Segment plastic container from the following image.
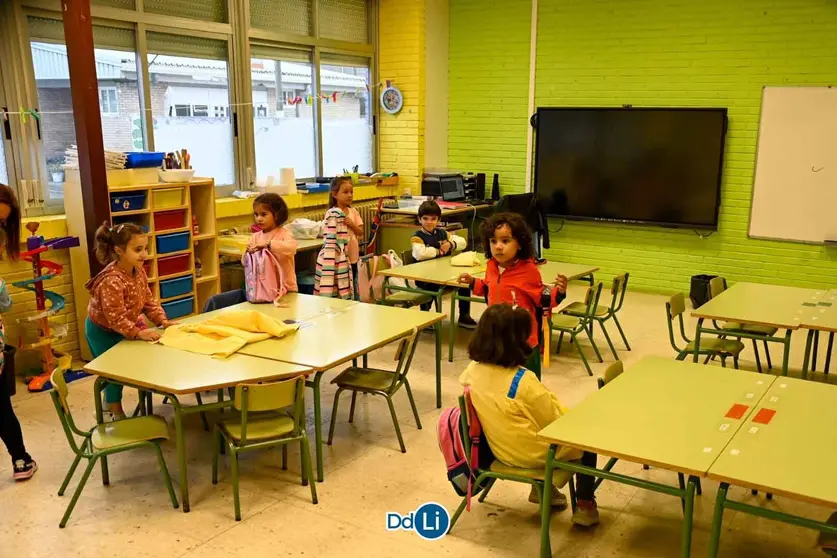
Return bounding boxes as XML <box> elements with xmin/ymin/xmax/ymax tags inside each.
<box><xmin>157</xmin><ymin>253</ymin><xmax>191</xmax><ymax>276</ymax></box>
<box><xmin>299</xmin><ymin>182</ymin><xmax>330</xmax><ymax>194</ymax></box>
<box><xmin>153</xmin><ymin>188</ymin><xmax>184</xmax><ymax>209</ymax></box>
<box><xmin>158</xmin><ymin>169</ymin><xmax>195</xmax><ymax>183</ymax></box>
<box><xmin>110</xmin><ymin>191</ymin><xmax>147</xmax><ymax>213</ymax></box>
<box><xmin>153</xmin><ymin>209</ymin><xmax>187</xmax><ymax>232</ymax></box>
<box><xmin>160</xmin><ymin>276</ymin><xmax>193</xmax><ymax>299</ymax></box>
<box><xmin>125</xmin><ymin>152</ymin><xmax>165</xmax><ymax>169</ymax></box>
<box><xmin>112</xmin><ymin>215</ymin><xmax>149</xmax><ymax>233</ymax></box>
<box><xmin>161</xmin><ymin>296</ymin><xmax>194</xmax><ymax>320</ymax></box>
<box><xmin>156</xmin><ymin>231</ymin><xmax>190</xmax><ymax>254</ymax></box>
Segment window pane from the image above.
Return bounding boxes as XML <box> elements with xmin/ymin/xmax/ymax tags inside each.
<box><xmin>319</xmin><ymin>62</ymin><xmax>372</xmax><ymax>176</ymax></box>
<box><xmin>148</xmin><ymin>52</ymin><xmax>235</xmax><ymax>186</ymax></box>
<box><xmin>252</xmin><ymin>56</ymin><xmax>317</xmax><ymax>180</ymax></box>
<box><xmin>31</xmin><ymin>41</ymin><xmax>143</xmax><ymax>204</ymax></box>
<box><xmin>0</xmin><ymin>139</ymin><xmax>8</xmax><ymax>186</ymax></box>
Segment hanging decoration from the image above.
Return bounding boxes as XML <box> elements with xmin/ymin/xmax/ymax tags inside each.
<box><xmin>380</xmin><ymin>80</ymin><xmax>403</xmax><ymax>115</ymax></box>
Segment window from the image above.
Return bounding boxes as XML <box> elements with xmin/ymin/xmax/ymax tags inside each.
<box><xmin>251</xmin><ymin>51</ymin><xmax>317</xmax><ymax>179</ymax></box>
<box><xmin>193</xmin><ymin>104</ymin><xmax>209</xmax><ymax>117</ymax></box>
<box><xmin>214</xmin><ymin>106</ymin><xmax>227</xmax><ymax>118</ymax></box>
<box><xmin>319</xmin><ymin>57</ymin><xmax>372</xmax><ymax>175</ymax></box>
<box><xmin>99</xmin><ymin>87</ymin><xmax>118</xmax><ymax>116</ymax></box>
<box><xmin>0</xmin><ymin>136</ymin><xmax>7</xmax><ymax>186</ymax></box>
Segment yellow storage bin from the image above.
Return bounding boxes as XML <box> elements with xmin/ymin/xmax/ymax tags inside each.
<box><xmin>153</xmin><ymin>187</ymin><xmax>185</xmax><ymax>209</ymax></box>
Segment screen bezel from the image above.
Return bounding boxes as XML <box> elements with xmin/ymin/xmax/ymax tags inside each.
<box><xmin>533</xmin><ymin>106</ymin><xmax>728</xmax><ymax>230</ymax></box>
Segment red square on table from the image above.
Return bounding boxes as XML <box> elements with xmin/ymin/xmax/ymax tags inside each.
<box><xmin>725</xmin><ymin>403</ymin><xmax>749</xmax><ymax>420</ymax></box>
<box><xmin>752</xmin><ymin>408</ymin><xmax>777</xmax><ymax>425</ymax></box>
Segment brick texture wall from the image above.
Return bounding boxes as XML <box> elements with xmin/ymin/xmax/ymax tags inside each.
<box><xmin>378</xmin><ymin>0</ymin><xmax>426</xmax><ymax>193</ymax></box>
<box><xmin>38</xmin><ymin>88</ymin><xmax>75</xmax><ymax>161</ymax></box>
<box><xmin>449</xmin><ymin>0</ymin><xmax>837</xmax><ymax>293</ymax></box>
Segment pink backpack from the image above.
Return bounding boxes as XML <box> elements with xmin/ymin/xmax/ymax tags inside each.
<box><xmin>243</xmin><ymin>248</ymin><xmax>287</xmax><ymax>303</ymax></box>
<box><xmin>357</xmin><ymin>254</ymin><xmax>390</xmax><ymax>303</ymax></box>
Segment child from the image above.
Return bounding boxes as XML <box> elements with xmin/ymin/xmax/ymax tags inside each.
<box><xmin>0</xmin><ymin>183</ymin><xmax>36</xmax><ymax>480</ymax></box>
<box><xmin>246</xmin><ymin>193</ymin><xmax>298</xmax><ymax>293</ymax></box>
<box><xmin>314</xmin><ymin>177</ymin><xmax>353</xmax><ymax>300</ymax></box>
<box><xmin>458</xmin><ymin>212</ymin><xmax>568</xmax><ymax>379</ymax></box>
<box><xmin>86</xmin><ymin>222</ymin><xmax>175</xmax><ymax>420</ymax></box>
<box><xmin>329</xmin><ymin>177</ymin><xmax>363</xmax><ymax>299</ymax></box>
<box><xmin>460</xmin><ymin>303</ymin><xmax>599</xmax><ymax>527</ymax></box>
<box><xmin>411</xmin><ymin>200</ymin><xmax>476</xmax><ymax>329</ymax></box>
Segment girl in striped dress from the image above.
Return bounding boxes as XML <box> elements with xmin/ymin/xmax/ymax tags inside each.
<box><xmin>314</xmin><ymin>177</ymin><xmax>353</xmax><ymax>299</ymax></box>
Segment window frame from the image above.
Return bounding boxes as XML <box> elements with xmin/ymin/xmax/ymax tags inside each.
<box><xmin>98</xmin><ymin>86</ymin><xmax>119</xmax><ymax>116</ymax></box>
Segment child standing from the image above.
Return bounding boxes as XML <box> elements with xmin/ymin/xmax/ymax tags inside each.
<box><xmin>329</xmin><ymin>177</ymin><xmax>363</xmax><ymax>299</ymax></box>
<box><xmin>411</xmin><ymin>200</ymin><xmax>476</xmax><ymax>329</ymax></box>
<box><xmin>246</xmin><ymin>193</ymin><xmax>298</xmax><ymax>293</ymax></box>
<box><xmin>461</xmin><ymin>304</ymin><xmax>599</xmax><ymax>527</ymax></box>
<box><xmin>314</xmin><ymin>177</ymin><xmax>353</xmax><ymax>300</ymax></box>
<box><xmin>0</xmin><ymin>183</ymin><xmax>37</xmax><ymax>480</ymax></box>
<box><xmin>86</xmin><ymin>222</ymin><xmax>175</xmax><ymax>420</ymax></box>
<box><xmin>458</xmin><ymin>212</ymin><xmax>568</xmax><ymax>379</ymax></box>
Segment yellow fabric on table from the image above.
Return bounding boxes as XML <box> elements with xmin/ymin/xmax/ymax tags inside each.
<box><xmin>451</xmin><ymin>251</ymin><xmax>481</xmax><ymax>267</ymax></box>
<box><xmin>160</xmin><ymin>310</ymin><xmax>298</xmax><ymax>359</ymax></box>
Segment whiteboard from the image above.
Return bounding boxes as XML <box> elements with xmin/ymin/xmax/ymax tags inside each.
<box><xmin>748</xmin><ymin>86</ymin><xmax>837</xmax><ymax>244</ymax></box>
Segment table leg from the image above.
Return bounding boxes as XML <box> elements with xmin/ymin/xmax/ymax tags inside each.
<box><xmin>813</xmin><ymin>331</ymin><xmax>820</xmax><ymax>372</ymax></box>
<box><xmin>802</xmin><ymin>329</ymin><xmax>815</xmax><ymax>380</ymax></box>
<box><xmin>693</xmin><ymin>318</ymin><xmax>704</xmax><ymax>363</ymax></box>
<box><xmin>170</xmin><ymin>396</ymin><xmax>190</xmax><ymax>512</ymax></box>
<box><xmin>92</xmin><ymin>377</ymin><xmax>109</xmax><ymax>486</ymax></box>
<box><xmin>435</xmin><ymin>318</ymin><xmax>442</xmax><ymax>409</ymax></box>
<box><xmin>825</xmin><ymin>332</ymin><xmax>834</xmax><ymax>375</ymax></box>
<box><xmin>708</xmin><ymin>483</ymin><xmax>729</xmax><ymax>558</ymax></box>
<box><xmin>307</xmin><ymin>371</ymin><xmax>325</xmax><ymax>482</ymax></box>
<box><xmin>448</xmin><ymin>291</ymin><xmax>457</xmax><ymax>363</ymax></box>
<box><xmin>781</xmin><ymin>329</ymin><xmax>793</xmax><ymax>376</ymax></box>
<box><xmin>540</xmin><ymin>445</ymin><xmax>556</xmax><ymax>558</ymax></box>
<box><xmin>680</xmin><ymin>476</ymin><xmax>697</xmax><ymax>558</ymax></box>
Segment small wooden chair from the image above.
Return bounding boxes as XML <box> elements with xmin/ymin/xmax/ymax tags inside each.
<box><xmin>564</xmin><ymin>273</ymin><xmax>631</xmax><ymax>359</ymax></box>
<box><xmin>549</xmin><ymin>282</ymin><xmax>605</xmax><ymax>376</ymax></box>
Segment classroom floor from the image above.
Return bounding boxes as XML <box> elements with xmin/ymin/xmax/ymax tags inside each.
<box><xmin>2</xmin><ymin>286</ymin><xmax>832</xmax><ymax>557</ymax></box>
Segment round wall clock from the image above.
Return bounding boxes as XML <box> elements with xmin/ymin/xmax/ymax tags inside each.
<box><xmin>380</xmin><ymin>80</ymin><xmax>403</xmax><ymax>115</ymax></box>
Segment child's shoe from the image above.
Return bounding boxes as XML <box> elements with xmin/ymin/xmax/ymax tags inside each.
<box><xmin>528</xmin><ymin>485</ymin><xmax>568</xmax><ymax>510</ymax></box>
<box><xmin>13</xmin><ymin>458</ymin><xmax>38</xmax><ymax>481</ymax></box>
<box><xmin>572</xmin><ymin>499</ymin><xmax>600</xmax><ymax>527</ymax></box>
<box><xmin>457</xmin><ymin>315</ymin><xmax>478</xmax><ymax>329</ymax></box>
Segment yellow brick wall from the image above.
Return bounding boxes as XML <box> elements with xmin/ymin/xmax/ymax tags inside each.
<box><xmin>378</xmin><ymin>0</ymin><xmax>426</xmax><ymax>193</ymax></box>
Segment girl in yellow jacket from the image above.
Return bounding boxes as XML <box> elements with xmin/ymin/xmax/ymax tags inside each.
<box><xmin>459</xmin><ymin>304</ymin><xmax>599</xmax><ymax>527</ymax></box>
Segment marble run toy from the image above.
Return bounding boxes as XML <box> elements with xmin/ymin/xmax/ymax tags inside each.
<box><xmin>12</xmin><ymin>222</ymin><xmax>82</xmax><ymax>392</ymax></box>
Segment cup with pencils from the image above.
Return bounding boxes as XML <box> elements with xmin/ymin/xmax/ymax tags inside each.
<box><xmin>159</xmin><ymin>149</ymin><xmax>195</xmax><ymax>183</ymax></box>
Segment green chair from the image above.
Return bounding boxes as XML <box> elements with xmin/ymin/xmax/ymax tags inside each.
<box><xmin>49</xmin><ymin>369</ymin><xmax>178</xmax><ymax>528</ymax></box>
<box><xmin>563</xmin><ymin>273</ymin><xmax>631</xmax><ymax>360</ymax></box>
<box><xmin>708</xmin><ymin>277</ymin><xmax>777</xmax><ymax>373</ymax></box>
<box><xmin>328</xmin><ymin>328</ymin><xmax>422</xmax><ymax>453</ymax></box>
<box><xmin>212</xmin><ymin>375</ymin><xmax>317</xmax><ymax>521</ymax></box>
<box><xmin>666</xmin><ymin>293</ymin><xmax>744</xmax><ymax>368</ymax></box>
<box><xmin>448</xmin><ymin>394</ymin><xmax>576</xmax><ymax>533</ymax></box>
<box><xmin>549</xmin><ymin>282</ymin><xmax>605</xmax><ymax>376</ymax></box>
<box><xmin>817</xmin><ymin>512</ymin><xmax>837</xmax><ymax>556</ymax></box>
<box><xmin>373</xmin><ymin>250</ymin><xmax>440</xmax><ymax>310</ymax></box>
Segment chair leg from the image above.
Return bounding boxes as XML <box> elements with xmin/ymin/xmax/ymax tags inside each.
<box><xmin>572</xmin><ymin>332</ymin><xmax>594</xmax><ymax>376</ymax></box>
<box><xmin>300</xmin><ymin>439</ymin><xmax>308</xmax><ymax>486</ymax></box>
<box><xmin>678</xmin><ymin>473</ymin><xmax>686</xmax><ymax>512</ymax></box>
<box><xmin>612</xmin><ymin>314</ymin><xmax>631</xmax><ymax>351</ymax></box>
<box><xmin>212</xmin><ymin>428</ymin><xmax>221</xmax><ymax>484</ymax></box>
<box><xmin>643</xmin><ymin>464</ymin><xmax>650</xmax><ymax>470</ymax></box>
<box><xmin>813</xmin><ymin>331</ymin><xmax>820</xmax><ymax>372</ymax></box>
<box><xmin>230</xmin><ymin>447</ymin><xmax>241</xmax><ymax>521</ymax></box>
<box><xmin>403</xmin><ymin>379</ymin><xmax>422</xmax><ymax>430</ymax></box>
<box><xmin>478</xmin><ymin>478</ymin><xmax>496</xmax><ymax>503</ymax></box>
<box><xmin>301</xmin><ymin>435</ymin><xmax>318</xmax><ymax>504</ymax></box>
<box><xmin>385</xmin><ymin>396</ymin><xmax>407</xmax><ymax>453</ymax></box>
<box><xmin>327</xmin><ymin>388</ymin><xmax>344</xmax><ymax>446</ymax></box>
<box><xmin>153</xmin><ymin>443</ymin><xmax>179</xmax><ymax>509</ymax></box>
<box><xmin>825</xmin><ymin>333</ymin><xmax>835</xmax><ymax>375</ymax></box>
<box><xmin>764</xmin><ymin>340</ymin><xmax>774</xmax><ymax>370</ymax></box>
<box><xmin>281</xmin><ymin>445</ymin><xmax>288</xmax><ymax>470</ymax></box>
<box><xmin>58</xmin><ymin>453</ymin><xmax>83</xmax><ymax>496</ymax></box>
<box><xmin>448</xmin><ymin>495</ymin><xmax>469</xmax><ymax>533</ymax></box>
<box><xmin>752</xmin><ymin>340</ymin><xmax>762</xmax><ymax>373</ymax></box>
<box><xmin>146</xmin><ymin>391</ymin><xmax>153</xmax><ymax>414</ymax></box>
<box><xmin>733</xmin><ymin>355</ymin><xmax>739</xmax><ymax>369</ymax></box>
<box><xmin>585</xmin><ymin>324</ymin><xmax>604</xmax><ymax>363</ymax></box>
<box><xmin>194</xmin><ymin>393</ymin><xmax>209</xmax><ymax>432</ymax></box>
<box><xmin>720</xmin><ymin>356</ymin><xmax>727</xmax><ymax>368</ymax></box>
<box><xmin>703</xmin><ymin>354</ymin><xmax>713</xmax><ymax>365</ymax></box>
<box><xmin>348</xmin><ymin>391</ymin><xmax>358</xmax><ymax>424</ymax></box>
<box><xmin>60</xmin><ymin>456</ymin><xmax>98</xmax><ymax>528</ymax></box>
<box><xmin>696</xmin><ymin>477</ymin><xmax>703</xmax><ymax>496</ymax></box>
<box><xmin>568</xmin><ymin>476</ymin><xmax>577</xmax><ymax>514</ymax></box>
<box><xmin>556</xmin><ymin>331</ymin><xmax>564</xmax><ymax>354</ymax></box>
<box><xmin>599</xmin><ymin>320</ymin><xmax>619</xmax><ymax>360</ymax></box>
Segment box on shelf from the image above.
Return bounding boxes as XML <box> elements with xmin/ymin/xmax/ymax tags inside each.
<box><xmin>162</xmin><ymin>296</ymin><xmax>194</xmax><ymax>319</ymax></box>
<box><xmin>112</xmin><ymin>214</ymin><xmax>149</xmax><ymax>233</ymax></box>
<box><xmin>153</xmin><ymin>187</ymin><xmax>185</xmax><ymax>208</ymax></box>
<box><xmin>154</xmin><ymin>209</ymin><xmax>187</xmax><ymax>232</ymax></box>
<box><xmin>160</xmin><ymin>276</ymin><xmax>193</xmax><ymax>299</ymax></box>
<box><xmin>110</xmin><ymin>191</ymin><xmax>147</xmax><ymax>213</ymax></box>
<box><xmin>156</xmin><ymin>231</ymin><xmax>190</xmax><ymax>255</ymax></box>
<box><xmin>125</xmin><ymin>152</ymin><xmax>164</xmax><ymax>169</ymax></box>
<box><xmin>157</xmin><ymin>253</ymin><xmax>191</xmax><ymax>276</ymax></box>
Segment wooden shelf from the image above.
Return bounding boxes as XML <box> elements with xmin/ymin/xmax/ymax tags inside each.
<box><xmin>153</xmin><ymin>204</ymin><xmax>189</xmax><ymax>213</ymax></box>
<box><xmin>147</xmin><ymin>276</ymin><xmax>158</xmax><ymax>282</ymax></box>
<box><xmin>161</xmin><ymin>291</ymin><xmax>196</xmax><ymax>304</ymax></box>
<box><xmin>195</xmin><ymin>274</ymin><xmax>218</xmax><ymax>284</ymax></box>
<box><xmin>157</xmin><ymin>248</ymin><xmax>192</xmax><ymax>258</ymax></box>
<box><xmin>111</xmin><ymin>209</ymin><xmax>149</xmax><ymax>217</ymax></box>
<box><xmin>154</xmin><ymin>226</ymin><xmax>191</xmax><ymax>236</ymax></box>
<box><xmin>158</xmin><ymin>270</ymin><xmax>193</xmax><ymax>281</ymax></box>
<box><xmin>194</xmin><ymin>232</ymin><xmax>216</xmax><ymax>241</ymax></box>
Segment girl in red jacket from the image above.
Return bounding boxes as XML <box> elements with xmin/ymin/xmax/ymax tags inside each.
<box><xmin>458</xmin><ymin>212</ymin><xmax>567</xmax><ymax>379</ymax></box>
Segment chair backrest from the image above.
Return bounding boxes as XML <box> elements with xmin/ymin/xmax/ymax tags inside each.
<box><xmin>610</xmin><ymin>273</ymin><xmax>630</xmax><ymax>312</ymax></box>
<box><xmin>234</xmin><ymin>375</ymin><xmax>306</xmax><ymax>444</ymax></box>
<box><xmin>665</xmin><ymin>293</ymin><xmax>690</xmax><ymax>353</ymax></box>
<box><xmin>709</xmin><ymin>276</ymin><xmax>726</xmax><ymax>299</ymax></box>
<box><xmin>580</xmin><ymin>282</ymin><xmax>605</xmax><ymax>320</ymax></box>
<box><xmin>49</xmin><ymin>369</ymin><xmax>85</xmax><ymax>455</ymax></box>
<box><xmin>388</xmin><ymin>328</ymin><xmax>420</xmax><ymax>392</ymax></box>
<box><xmin>597</xmin><ymin>360</ymin><xmax>624</xmax><ymax>390</ymax></box>
<box><xmin>400</xmin><ymin>249</ymin><xmax>417</xmax><ymax>266</ymax></box>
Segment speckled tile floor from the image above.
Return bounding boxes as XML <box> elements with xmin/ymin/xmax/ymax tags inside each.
<box><xmin>1</xmin><ymin>286</ymin><xmax>831</xmax><ymax>557</ymax></box>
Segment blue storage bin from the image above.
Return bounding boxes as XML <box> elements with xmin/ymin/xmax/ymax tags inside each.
<box><xmin>110</xmin><ymin>191</ymin><xmax>147</xmax><ymax>213</ymax></box>
<box><xmin>125</xmin><ymin>152</ymin><xmax>165</xmax><ymax>169</ymax></box>
<box><xmin>112</xmin><ymin>215</ymin><xmax>149</xmax><ymax>233</ymax></box>
<box><xmin>156</xmin><ymin>231</ymin><xmax>190</xmax><ymax>254</ymax></box>
<box><xmin>161</xmin><ymin>296</ymin><xmax>194</xmax><ymax>319</ymax></box>
<box><xmin>297</xmin><ymin>271</ymin><xmax>315</xmax><ymax>295</ymax></box>
<box><xmin>160</xmin><ymin>276</ymin><xmax>193</xmax><ymax>299</ymax></box>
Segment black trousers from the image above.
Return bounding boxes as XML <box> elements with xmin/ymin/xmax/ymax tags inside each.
<box><xmin>0</xmin><ymin>377</ymin><xmax>29</xmax><ymax>463</ymax></box>
<box><xmin>417</xmin><ymin>282</ymin><xmax>472</xmax><ymax>315</ymax></box>
<box><xmin>575</xmin><ymin>451</ymin><xmax>598</xmax><ymax>501</ymax></box>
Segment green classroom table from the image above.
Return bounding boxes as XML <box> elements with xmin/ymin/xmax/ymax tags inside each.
<box><xmin>537</xmin><ymin>356</ymin><xmax>774</xmax><ymax>558</ymax></box>
<box><xmin>379</xmin><ymin>257</ymin><xmax>598</xmax><ymax>363</ymax></box>
<box><xmin>801</xmin><ymin>289</ymin><xmax>837</xmax><ymax>378</ymax></box>
<box><xmin>229</xmin><ymin>296</ymin><xmax>445</xmax><ymax>482</ymax></box>
<box><xmin>707</xmin><ymin>377</ymin><xmax>837</xmax><ymax>557</ymax></box>
<box><xmin>84</xmin><ymin>342</ymin><xmax>311</xmax><ymax>513</ymax></box>
<box><xmin>691</xmin><ymin>282</ymin><xmax>827</xmax><ymax>375</ymax></box>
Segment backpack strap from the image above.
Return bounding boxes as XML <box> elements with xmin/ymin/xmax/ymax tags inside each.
<box><xmin>507</xmin><ymin>367</ymin><xmax>527</xmax><ymax>399</ymax></box>
<box><xmin>463</xmin><ymin>386</ymin><xmax>480</xmax><ymax>512</ymax></box>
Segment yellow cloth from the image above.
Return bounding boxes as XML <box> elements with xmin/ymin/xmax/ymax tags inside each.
<box><xmin>459</xmin><ymin>361</ymin><xmax>582</xmax><ymax>469</ymax></box>
<box><xmin>451</xmin><ymin>251</ymin><xmax>481</xmax><ymax>267</ymax></box>
<box><xmin>160</xmin><ymin>310</ymin><xmax>298</xmax><ymax>359</ymax></box>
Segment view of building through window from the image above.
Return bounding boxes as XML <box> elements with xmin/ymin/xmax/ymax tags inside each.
<box><xmin>320</xmin><ymin>63</ymin><xmax>372</xmax><ymax>176</ymax></box>
<box><xmin>0</xmin><ymin>139</ymin><xmax>7</xmax><ymax>186</ymax></box>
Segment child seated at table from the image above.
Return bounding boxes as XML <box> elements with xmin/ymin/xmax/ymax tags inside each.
<box><xmin>410</xmin><ymin>200</ymin><xmax>476</xmax><ymax>329</ymax></box>
<box><xmin>459</xmin><ymin>304</ymin><xmax>600</xmax><ymax>527</ymax></box>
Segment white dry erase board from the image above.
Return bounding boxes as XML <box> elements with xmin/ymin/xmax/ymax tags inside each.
<box><xmin>748</xmin><ymin>86</ymin><xmax>837</xmax><ymax>244</ymax></box>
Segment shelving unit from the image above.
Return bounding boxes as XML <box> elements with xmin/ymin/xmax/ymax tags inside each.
<box><xmin>107</xmin><ymin>178</ymin><xmax>220</xmax><ymax>319</ymax></box>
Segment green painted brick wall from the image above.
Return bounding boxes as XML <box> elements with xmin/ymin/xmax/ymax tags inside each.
<box><xmin>449</xmin><ymin>0</ymin><xmax>837</xmax><ymax>293</ymax></box>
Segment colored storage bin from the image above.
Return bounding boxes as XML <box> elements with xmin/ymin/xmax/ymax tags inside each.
<box><xmin>160</xmin><ymin>276</ymin><xmax>193</xmax><ymax>299</ymax></box>
<box><xmin>125</xmin><ymin>152</ymin><xmax>164</xmax><ymax>169</ymax></box>
<box><xmin>153</xmin><ymin>209</ymin><xmax>186</xmax><ymax>232</ymax></box>
<box><xmin>153</xmin><ymin>188</ymin><xmax>184</xmax><ymax>209</ymax></box>
<box><xmin>112</xmin><ymin>215</ymin><xmax>149</xmax><ymax>233</ymax></box>
<box><xmin>157</xmin><ymin>253</ymin><xmax>191</xmax><ymax>276</ymax></box>
<box><xmin>110</xmin><ymin>191</ymin><xmax>147</xmax><ymax>213</ymax></box>
<box><xmin>161</xmin><ymin>296</ymin><xmax>194</xmax><ymax>320</ymax></box>
<box><xmin>156</xmin><ymin>231</ymin><xmax>190</xmax><ymax>254</ymax></box>
<box><xmin>142</xmin><ymin>260</ymin><xmax>152</xmax><ymax>276</ymax></box>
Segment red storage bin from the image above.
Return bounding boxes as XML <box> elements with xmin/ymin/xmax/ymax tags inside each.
<box><xmin>142</xmin><ymin>260</ymin><xmax>152</xmax><ymax>277</ymax></box>
<box><xmin>157</xmin><ymin>253</ymin><xmax>191</xmax><ymax>277</ymax></box>
<box><xmin>154</xmin><ymin>209</ymin><xmax>186</xmax><ymax>232</ymax></box>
